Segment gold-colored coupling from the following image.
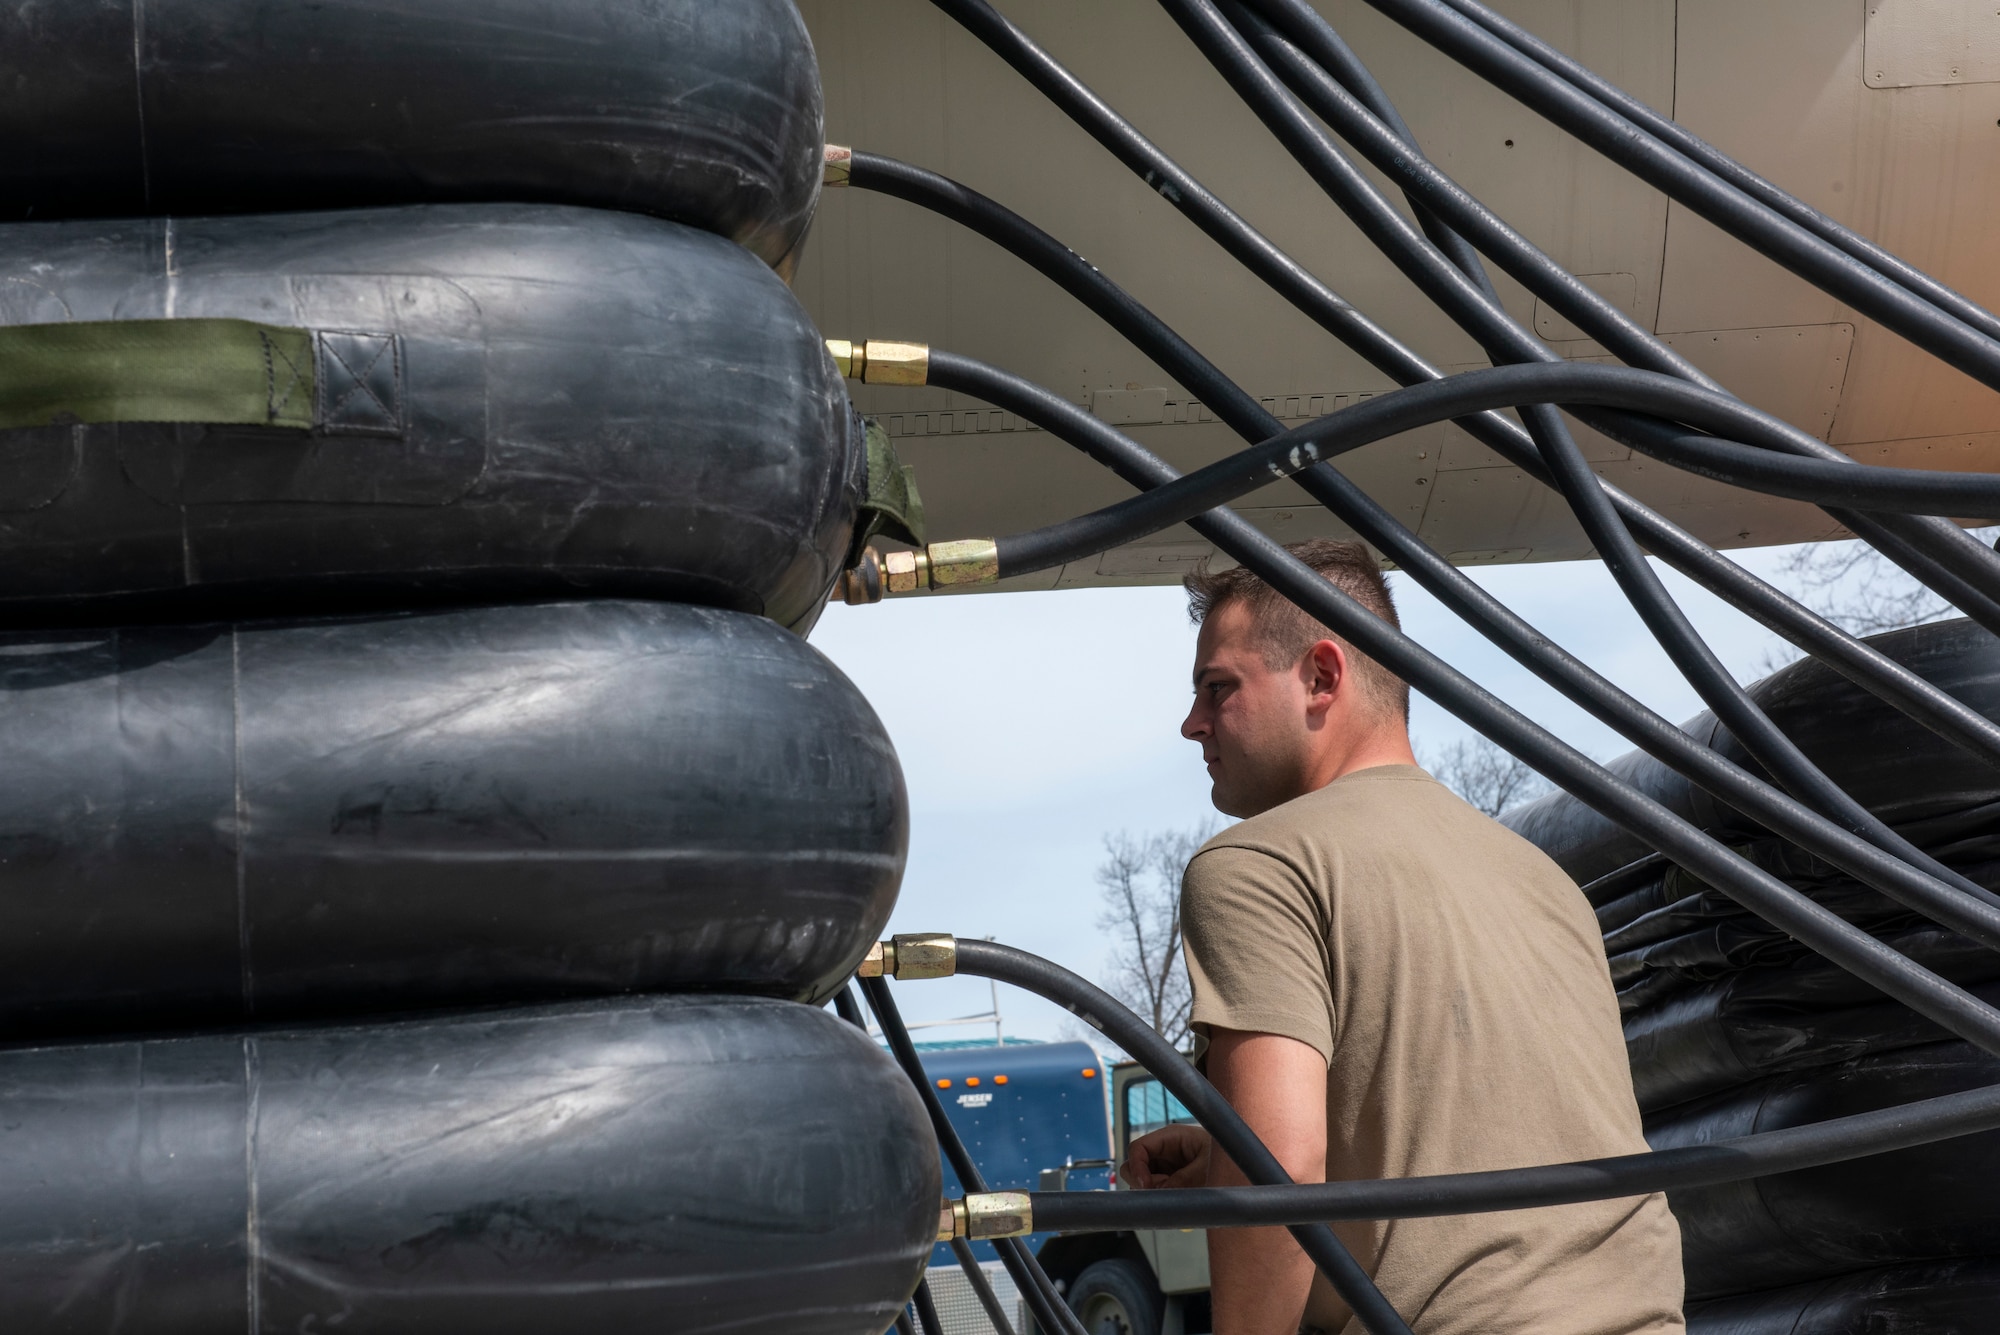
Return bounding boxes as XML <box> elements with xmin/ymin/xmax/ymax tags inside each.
<box><xmin>857</xmin><ymin>933</ymin><xmax>959</xmax><ymax>980</ymax></box>
<box><xmin>824</xmin><ymin>144</ymin><xmax>853</xmax><ymax>187</ymax></box>
<box><xmin>824</xmin><ymin>337</ymin><xmax>931</xmax><ymax>387</ymax></box>
<box><xmin>940</xmin><ymin>1193</ymin><xmax>1034</xmax><ymax>1241</ymax></box>
<box><xmin>839</xmin><ymin>548</ymin><xmax>883</xmax><ymax>605</ymax></box>
<box><xmin>865</xmin><ymin>540</ymin><xmax>1001</xmax><ymax>597</ymax></box>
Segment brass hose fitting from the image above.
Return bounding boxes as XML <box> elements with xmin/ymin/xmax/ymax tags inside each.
<box><xmin>925</xmin><ymin>539</ymin><xmax>1001</xmax><ymax>588</ymax></box>
<box><xmin>857</xmin><ymin>933</ymin><xmax>959</xmax><ymax>980</ymax></box>
<box><xmin>856</xmin><ymin>540</ymin><xmax>1001</xmax><ymax>598</ymax></box>
<box><xmin>824</xmin><ymin>337</ymin><xmax>930</xmax><ymax>387</ymax></box>
<box><xmin>939</xmin><ymin>1193</ymin><xmax>1035</xmax><ymax>1242</ymax></box>
<box><xmin>838</xmin><ymin>548</ymin><xmax>884</xmax><ymax>605</ymax></box>
<box><xmin>824</xmin><ymin>144</ymin><xmax>853</xmax><ymax>188</ymax></box>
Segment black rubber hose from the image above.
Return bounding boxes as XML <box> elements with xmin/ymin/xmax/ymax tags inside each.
<box><xmin>832</xmin><ymin>984</ymin><xmax>870</xmax><ymax>1030</ymax></box>
<box><xmin>916</xmin><ymin>0</ymin><xmax>2000</xmax><ymax>622</ymax></box>
<box><xmin>894</xmin><ymin>1307</ymin><xmax>917</xmax><ymax>1335</ymax></box>
<box><xmin>1223</xmin><ymin>0</ymin><xmax>2000</xmax><ymax>617</ymax></box>
<box><xmin>917</xmin><ymin>349</ymin><xmax>2000</xmax><ymax>1053</ymax></box>
<box><xmin>983</xmin><ymin>363</ymin><xmax>2000</xmax><ymax>574</ymax></box>
<box><xmin>1431</xmin><ymin>0</ymin><xmax>2000</xmax><ymax>346</ymax></box>
<box><xmin>1151</xmin><ymin>0</ymin><xmax>2000</xmax><ymax>915</ymax></box>
<box><xmin>858</xmin><ymin>976</ymin><xmax>1092</xmax><ymax>1335</ymax></box>
<box><xmin>1353</xmin><ymin>0</ymin><xmax>2000</xmax><ymax>391</ymax></box>
<box><xmin>846</xmin><ymin>148</ymin><xmax>2000</xmax><ymax>774</ymax></box>
<box><xmin>938</xmin><ymin>347</ymin><xmax>2000</xmax><ymax>950</ymax></box>
<box><xmin>1253</xmin><ymin>0</ymin><xmax>1497</xmax><ymax>299</ymax></box>
<box><xmin>1629</xmin><ymin>512</ymin><xmax>2000</xmax><ymax>770</ymax></box>
<box><xmin>1840</xmin><ymin>510</ymin><xmax>2000</xmax><ymax>632</ymax></box>
<box><xmin>912</xmin><ymin>1279</ymin><xmax>945</xmax><ymax>1335</ymax></box>
<box><xmin>1236</xmin><ymin>0</ymin><xmax>1707</xmax><ymax>387</ymax></box>
<box><xmin>835</xmin><ymin>985</ymin><xmax>1021</xmax><ymax>1335</ymax></box>
<box><xmin>851</xmin><ymin>142</ymin><xmax>2000</xmax><ymax>932</ymax></box>
<box><xmin>1024</xmin><ymin>1075</ymin><xmax>2000</xmax><ymax>1232</ymax></box>
<box><xmin>950</xmin><ymin>1239</ymin><xmax>1021</xmax><ymax>1335</ymax></box>
<box><xmin>945</xmin><ymin>941</ymin><xmax>1417</xmax><ymax>1335</ymax></box>
<box><xmin>947</xmin><ymin>939</ymin><xmax>2000</xmax><ymax>1230</ymax></box>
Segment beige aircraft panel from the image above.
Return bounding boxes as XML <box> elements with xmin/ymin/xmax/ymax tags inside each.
<box><xmin>796</xmin><ymin>0</ymin><xmax>2000</xmax><ymax>590</ymax></box>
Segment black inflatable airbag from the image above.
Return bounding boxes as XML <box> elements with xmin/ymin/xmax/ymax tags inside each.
<box><xmin>1650</xmin><ymin>1043</ymin><xmax>2000</xmax><ymax>1298</ymax></box>
<box><xmin>1687</xmin><ymin>1259</ymin><xmax>2000</xmax><ymax>1334</ymax></box>
<box><xmin>1506</xmin><ymin>619</ymin><xmax>2000</xmax><ymax>885</ymax></box>
<box><xmin>0</xmin><ymin>0</ymin><xmax>824</xmax><ymax>267</ymax></box>
<box><xmin>0</xmin><ymin>205</ymin><xmax>860</xmax><ymax>629</ymax></box>
<box><xmin>0</xmin><ymin>995</ymin><xmax>938</xmax><ymax>1334</ymax></box>
<box><xmin>0</xmin><ymin>600</ymin><xmax>907</xmax><ymax>1035</ymax></box>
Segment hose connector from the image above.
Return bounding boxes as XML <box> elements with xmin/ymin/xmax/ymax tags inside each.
<box><xmin>825</xmin><ymin>337</ymin><xmax>931</xmax><ymax>386</ymax></box>
<box><xmin>838</xmin><ymin>548</ymin><xmax>884</xmax><ymax>605</ymax></box>
<box><xmin>941</xmin><ymin>1193</ymin><xmax>1035</xmax><ymax>1241</ymax></box>
<box><xmin>857</xmin><ymin>933</ymin><xmax>959</xmax><ymax>980</ymax></box>
<box><xmin>862</xmin><ymin>540</ymin><xmax>1001</xmax><ymax>597</ymax></box>
<box><xmin>824</xmin><ymin>144</ymin><xmax>852</xmax><ymax>188</ymax></box>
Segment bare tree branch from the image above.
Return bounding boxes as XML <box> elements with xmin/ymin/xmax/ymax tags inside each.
<box><xmin>1095</xmin><ymin>823</ymin><xmax>1217</xmax><ymax>1052</ymax></box>
<box><xmin>1761</xmin><ymin>526</ymin><xmax>1999</xmax><ymax>672</ymax></box>
<box><xmin>1420</xmin><ymin>737</ymin><xmax>1552</xmax><ymax>816</ymax></box>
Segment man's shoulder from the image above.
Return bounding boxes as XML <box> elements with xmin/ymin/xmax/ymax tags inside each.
<box><xmin>1195</xmin><ymin>763</ymin><xmax>1559</xmax><ymax>878</ymax></box>
<box><xmin>1199</xmin><ymin>764</ymin><xmax>1458</xmax><ymax>854</ymax></box>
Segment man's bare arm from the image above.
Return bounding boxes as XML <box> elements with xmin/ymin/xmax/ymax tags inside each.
<box><xmin>1204</xmin><ymin>1027</ymin><xmax>1329</xmax><ymax>1335</ymax></box>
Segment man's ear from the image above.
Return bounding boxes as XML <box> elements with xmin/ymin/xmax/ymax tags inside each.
<box><xmin>1304</xmin><ymin>638</ymin><xmax>1346</xmax><ymax>716</ymax></box>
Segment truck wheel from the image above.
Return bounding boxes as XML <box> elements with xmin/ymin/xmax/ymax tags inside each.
<box><xmin>1066</xmin><ymin>1258</ymin><xmax>1166</xmax><ymax>1335</ymax></box>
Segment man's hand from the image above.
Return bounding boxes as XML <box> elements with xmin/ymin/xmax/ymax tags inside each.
<box><xmin>1121</xmin><ymin>1124</ymin><xmax>1212</xmax><ymax>1190</ymax></box>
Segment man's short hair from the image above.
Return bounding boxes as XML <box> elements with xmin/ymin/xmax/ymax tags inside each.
<box><xmin>1184</xmin><ymin>539</ymin><xmax>1410</xmax><ymax>722</ymax></box>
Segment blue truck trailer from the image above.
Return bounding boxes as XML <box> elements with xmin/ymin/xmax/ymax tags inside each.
<box><xmin>902</xmin><ymin>1041</ymin><xmax>1213</xmax><ymax>1335</ymax></box>
<box><xmin>904</xmin><ymin>1039</ymin><xmax>1109</xmax><ymax>1333</ymax></box>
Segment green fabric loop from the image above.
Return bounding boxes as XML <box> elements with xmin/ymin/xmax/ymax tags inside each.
<box><xmin>848</xmin><ymin>418</ymin><xmax>926</xmax><ymax>567</ymax></box>
<box><xmin>0</xmin><ymin>318</ymin><xmax>316</xmax><ymax>431</ymax></box>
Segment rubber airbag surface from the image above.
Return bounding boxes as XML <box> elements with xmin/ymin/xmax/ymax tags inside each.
<box><xmin>1505</xmin><ymin>619</ymin><xmax>2000</xmax><ymax>886</ymax></box>
<box><xmin>1650</xmin><ymin>1043</ymin><xmax>2000</xmax><ymax>1298</ymax></box>
<box><xmin>0</xmin><ymin>0</ymin><xmax>823</xmax><ymax>267</ymax></box>
<box><xmin>0</xmin><ymin>600</ymin><xmax>906</xmax><ymax>1035</ymax></box>
<box><xmin>0</xmin><ymin>995</ymin><xmax>938</xmax><ymax>1334</ymax></box>
<box><xmin>0</xmin><ymin>204</ymin><xmax>861</xmax><ymax>630</ymax></box>
<box><xmin>1626</xmin><ymin>923</ymin><xmax>2000</xmax><ymax>1109</ymax></box>
<box><xmin>1687</xmin><ymin>1259</ymin><xmax>2000</xmax><ymax>1334</ymax></box>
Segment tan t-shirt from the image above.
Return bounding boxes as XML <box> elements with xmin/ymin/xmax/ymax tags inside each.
<box><xmin>1181</xmin><ymin>765</ymin><xmax>1683</xmax><ymax>1335</ymax></box>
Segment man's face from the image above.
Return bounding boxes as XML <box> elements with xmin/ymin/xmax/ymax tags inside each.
<box><xmin>1181</xmin><ymin>601</ymin><xmax>1320</xmax><ymax>818</ymax></box>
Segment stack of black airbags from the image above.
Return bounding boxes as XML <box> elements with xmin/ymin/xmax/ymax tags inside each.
<box><xmin>0</xmin><ymin>5</ymin><xmax>937</xmax><ymax>1331</ymax></box>
<box><xmin>1507</xmin><ymin>619</ymin><xmax>2000</xmax><ymax>1328</ymax></box>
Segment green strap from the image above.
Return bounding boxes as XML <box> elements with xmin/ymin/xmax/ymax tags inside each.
<box><xmin>848</xmin><ymin>417</ymin><xmax>927</xmax><ymax>567</ymax></box>
<box><xmin>0</xmin><ymin>318</ymin><xmax>315</xmax><ymax>431</ymax></box>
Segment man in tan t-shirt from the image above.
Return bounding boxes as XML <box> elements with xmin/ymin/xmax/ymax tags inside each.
<box><xmin>1120</xmin><ymin>539</ymin><xmax>1683</xmax><ymax>1335</ymax></box>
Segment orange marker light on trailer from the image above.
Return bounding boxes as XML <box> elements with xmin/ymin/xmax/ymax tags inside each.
<box><xmin>1081</xmin><ymin>1067</ymin><xmax>1097</xmax><ymax>1079</ymax></box>
<box><xmin>965</xmin><ymin>1077</ymin><xmax>981</xmax><ymax>1087</ymax></box>
<box><xmin>994</xmin><ymin>1075</ymin><xmax>1008</xmax><ymax>1085</ymax></box>
<box><xmin>936</xmin><ymin>1079</ymin><xmax>951</xmax><ymax>1089</ymax></box>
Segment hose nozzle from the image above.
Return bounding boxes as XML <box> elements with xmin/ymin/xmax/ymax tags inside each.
<box><xmin>858</xmin><ymin>933</ymin><xmax>959</xmax><ymax>980</ymax></box>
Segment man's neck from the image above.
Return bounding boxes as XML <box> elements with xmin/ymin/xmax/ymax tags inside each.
<box><xmin>1309</xmin><ymin>727</ymin><xmax>1419</xmax><ymax>792</ymax></box>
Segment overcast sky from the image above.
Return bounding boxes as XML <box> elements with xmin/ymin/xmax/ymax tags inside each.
<box><xmin>809</xmin><ymin>541</ymin><xmax>1832</xmax><ymax>1044</ymax></box>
